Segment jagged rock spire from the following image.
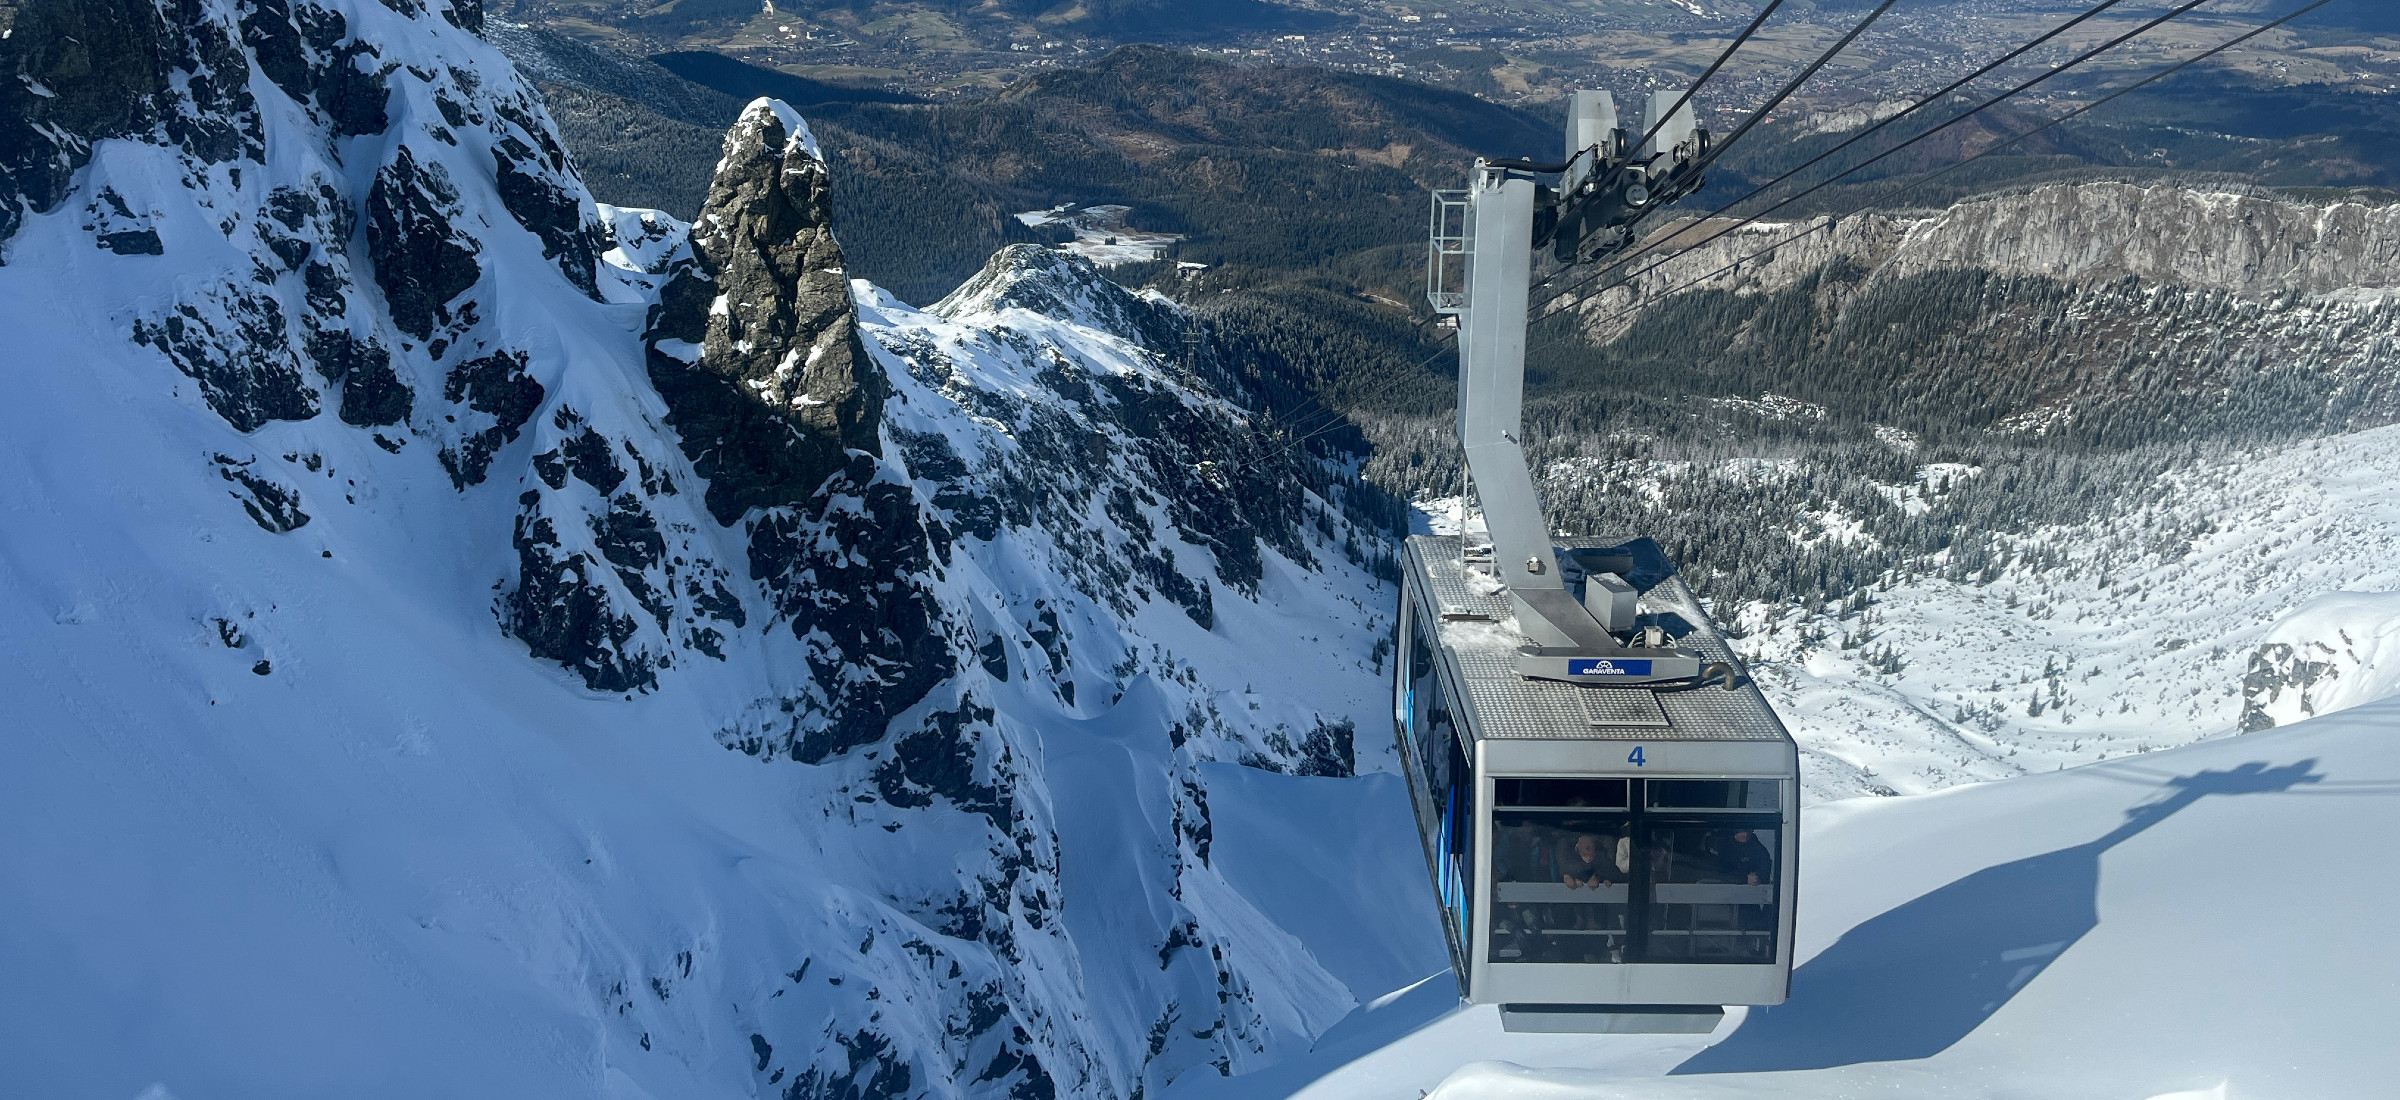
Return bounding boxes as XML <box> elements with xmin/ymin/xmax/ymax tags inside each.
<box><xmin>644</xmin><ymin>98</ymin><xmax>883</xmax><ymax>526</ymax></box>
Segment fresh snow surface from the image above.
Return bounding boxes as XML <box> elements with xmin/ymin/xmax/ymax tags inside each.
<box><xmin>0</xmin><ymin>239</ymin><xmax>1437</xmax><ymax>1096</ymax></box>
<box><xmin>1748</xmin><ymin>424</ymin><xmax>2400</xmax><ymax>800</ymax></box>
<box><xmin>1441</xmin><ymin>425</ymin><xmax>2400</xmax><ymax>803</ymax></box>
<box><xmin>1175</xmin><ymin>695</ymin><xmax>2400</xmax><ymax>1100</ymax></box>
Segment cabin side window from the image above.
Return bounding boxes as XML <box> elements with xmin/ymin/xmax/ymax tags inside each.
<box><xmin>1403</xmin><ymin>608</ymin><xmax>1475</xmax><ymax>949</ymax></box>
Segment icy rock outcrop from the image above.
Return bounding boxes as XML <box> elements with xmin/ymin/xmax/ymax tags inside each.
<box><xmin>645</xmin><ymin>98</ymin><xmax>882</xmax><ymax>527</ymax></box>
<box><xmin>0</xmin><ymin>0</ymin><xmax>253</xmax><ymax>245</ymax></box>
<box><xmin>2241</xmin><ymin>592</ymin><xmax>2400</xmax><ymax>731</ymax></box>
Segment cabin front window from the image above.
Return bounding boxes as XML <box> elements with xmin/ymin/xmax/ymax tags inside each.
<box><xmin>1489</xmin><ymin>778</ymin><xmax>1781</xmax><ymax>966</ymax></box>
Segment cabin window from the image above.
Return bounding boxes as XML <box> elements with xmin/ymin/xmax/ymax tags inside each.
<box><xmin>1490</xmin><ymin>779</ymin><xmax>1781</xmax><ymax>966</ymax></box>
<box><xmin>1646</xmin><ymin>779</ymin><xmax>1780</xmax><ymax>813</ymax></box>
<box><xmin>1495</xmin><ymin>777</ymin><xmax>1630</xmax><ymax>810</ymax></box>
<box><xmin>1401</xmin><ymin>606</ymin><xmax>1475</xmax><ymax>953</ymax></box>
<box><xmin>1489</xmin><ymin>809</ymin><xmax>1634</xmax><ymax>964</ymax></box>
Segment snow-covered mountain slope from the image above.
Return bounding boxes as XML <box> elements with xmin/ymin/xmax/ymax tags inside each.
<box><xmin>1178</xmin><ymin>694</ymin><xmax>2400</xmax><ymax>1100</ymax></box>
<box><xmin>0</xmin><ymin>3</ymin><xmax>1445</xmax><ymax>1096</ymax></box>
<box><xmin>1733</xmin><ymin>422</ymin><xmax>2400</xmax><ymax>800</ymax></box>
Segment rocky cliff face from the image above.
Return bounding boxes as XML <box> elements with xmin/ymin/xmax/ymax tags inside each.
<box><xmin>0</xmin><ymin>4</ymin><xmax>1427</xmax><ymax>1096</ymax></box>
<box><xmin>1879</xmin><ymin>182</ymin><xmax>2400</xmax><ymax>299</ymax></box>
<box><xmin>1563</xmin><ymin>182</ymin><xmax>2400</xmax><ymax>445</ymax></box>
<box><xmin>645</xmin><ymin>100</ymin><xmax>881</xmax><ymax>527</ymax></box>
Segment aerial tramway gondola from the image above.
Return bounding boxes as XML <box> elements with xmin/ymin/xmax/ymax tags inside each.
<box><xmin>1394</xmin><ymin>88</ymin><xmax>1800</xmax><ymax>1035</ymax></box>
<box><xmin>1389</xmin><ymin>0</ymin><xmax>2331</xmax><ymax>1036</ymax></box>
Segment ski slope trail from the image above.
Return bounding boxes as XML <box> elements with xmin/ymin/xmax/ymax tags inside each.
<box><xmin>1178</xmin><ymin>696</ymin><xmax>2400</xmax><ymax>1100</ymax></box>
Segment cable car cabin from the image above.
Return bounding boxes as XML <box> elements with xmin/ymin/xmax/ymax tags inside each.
<box><xmin>1393</xmin><ymin>533</ymin><xmax>1798</xmax><ymax>1035</ymax></box>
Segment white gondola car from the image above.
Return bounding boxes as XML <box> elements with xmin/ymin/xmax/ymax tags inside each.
<box><xmin>1396</xmin><ymin>87</ymin><xmax>1799</xmax><ymax>1034</ymax></box>
<box><xmin>1394</xmin><ymin>534</ymin><xmax>1798</xmax><ymax>1033</ymax></box>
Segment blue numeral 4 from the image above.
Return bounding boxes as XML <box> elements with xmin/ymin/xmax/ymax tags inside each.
<box><xmin>1628</xmin><ymin>746</ymin><xmax>1646</xmax><ymax>767</ymax></box>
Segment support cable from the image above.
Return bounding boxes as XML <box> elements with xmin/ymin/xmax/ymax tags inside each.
<box><xmin>1693</xmin><ymin>0</ymin><xmax>1898</xmax><ymax>175</ymax></box>
<box><xmin>1529</xmin><ymin>0</ymin><xmax>2337</xmax><ymax>355</ymax></box>
<box><xmin>1623</xmin><ymin>0</ymin><xmax>1793</xmax><ymax>164</ymax></box>
<box><xmin>1538</xmin><ymin>0</ymin><xmax>2136</xmax><ymax>303</ymax></box>
<box><xmin>1535</xmin><ymin>0</ymin><xmax>2226</xmax><ymax>316</ymax></box>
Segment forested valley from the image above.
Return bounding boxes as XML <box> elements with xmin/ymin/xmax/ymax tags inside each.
<box><xmin>512</xmin><ymin>33</ymin><xmax>2400</xmax><ymax>622</ymax></box>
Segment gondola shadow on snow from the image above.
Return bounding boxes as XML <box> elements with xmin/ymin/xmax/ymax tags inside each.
<box><xmin>1672</xmin><ymin>759</ymin><xmax>2322</xmax><ymax>1075</ymax></box>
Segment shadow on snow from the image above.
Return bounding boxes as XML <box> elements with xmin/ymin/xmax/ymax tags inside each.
<box><xmin>1673</xmin><ymin>759</ymin><xmax>2323</xmax><ymax>1074</ymax></box>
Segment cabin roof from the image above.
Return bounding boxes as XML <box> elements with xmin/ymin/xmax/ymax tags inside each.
<box><xmin>1404</xmin><ymin>535</ymin><xmax>1794</xmax><ymax>745</ymax></box>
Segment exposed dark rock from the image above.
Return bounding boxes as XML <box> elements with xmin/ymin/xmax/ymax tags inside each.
<box><xmin>1135</xmin><ymin>547</ymin><xmax>1212</xmax><ymax>629</ymax></box>
<box><xmin>505</xmin><ymin>493</ymin><xmax>653</xmax><ymax>693</ymax></box>
<box><xmin>340</xmin><ymin>357</ymin><xmax>413</xmax><ymax>427</ymax></box>
<box><xmin>494</xmin><ymin>137</ymin><xmax>599</xmax><ymax>297</ymax></box>
<box><xmin>644</xmin><ymin>101</ymin><xmax>882</xmax><ymax>527</ymax></box>
<box><xmin>0</xmin><ymin>0</ymin><xmax>171</xmax><ymax>248</ymax></box>
<box><xmin>749</xmin><ymin>458</ymin><xmax>954</xmax><ymax>763</ymax></box>
<box><xmin>213</xmin><ymin>454</ymin><xmax>310</xmax><ymax>532</ymax></box>
<box><xmin>1291</xmin><ymin>717</ymin><xmax>1355</xmax><ymax>778</ymax></box>
<box><xmin>532</xmin><ymin>447</ymin><xmax>568</xmax><ymax>489</ymax></box>
<box><xmin>782</xmin><ymin>1029</ymin><xmax>913</xmax><ymax>1100</ymax></box>
<box><xmin>2241</xmin><ymin>640</ymin><xmax>2340</xmax><ymax>732</ymax></box>
<box><xmin>976</xmin><ymin>632</ymin><xmax>1010</xmax><ymax>680</ymax></box>
<box><xmin>559</xmin><ymin>423</ymin><xmax>627</xmax><ymax>494</ymax></box>
<box><xmin>171</xmin><ymin>4</ymin><xmax>266</xmax><ymax>164</ymax></box>
<box><xmin>438</xmin><ymin>0</ymin><xmax>481</xmax><ymax>35</ymax></box>
<box><xmin>303</xmin><ymin>261</ymin><xmax>347</xmax><ymax>314</ymax></box>
<box><xmin>871</xmin><ymin>699</ymin><xmax>1007</xmax><ymax>830</ymax></box>
<box><xmin>367</xmin><ymin>146</ymin><xmax>481</xmax><ymax>341</ymax></box>
<box><xmin>239</xmin><ymin>0</ymin><xmax>309</xmax><ymax>99</ymax></box>
<box><xmin>590</xmin><ymin>493</ymin><xmax>665</xmax><ymax>571</ymax></box>
<box><xmin>320</xmin><ymin>39</ymin><xmax>393</xmax><ymax>138</ymax></box>
<box><xmin>0</xmin><ymin>0</ymin><xmax>262</xmax><ymax>251</ymax></box>
<box><xmin>100</xmin><ymin>229</ymin><xmax>164</xmax><ymax>255</ymax></box>
<box><xmin>692</xmin><ymin>576</ymin><xmax>745</xmax><ymax>628</ymax></box>
<box><xmin>134</xmin><ymin>293</ymin><xmax>319</xmax><ymax>432</ymax></box>
<box><xmin>439</xmin><ymin>349</ymin><xmax>543</xmax><ymax>487</ymax></box>
<box><xmin>3</xmin><ymin>8</ymin><xmax>140</xmax><ymax>232</ymax></box>
<box><xmin>300</xmin><ymin>329</ymin><xmax>409</xmax><ymax>425</ymax></box>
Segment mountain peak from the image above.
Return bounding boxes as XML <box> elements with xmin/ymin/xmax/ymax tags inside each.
<box><xmin>647</xmin><ymin>98</ymin><xmax>881</xmax><ymax>527</ymax></box>
<box><xmin>933</xmin><ymin>243</ymin><xmax>1164</xmax><ymax>341</ymax></box>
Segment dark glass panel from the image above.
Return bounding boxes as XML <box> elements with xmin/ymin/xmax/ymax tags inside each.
<box><xmin>1488</xmin><ymin>811</ymin><xmax>1634</xmax><ymax>964</ymax></box>
<box><xmin>1494</xmin><ymin>777</ymin><xmax>1630</xmax><ymax>810</ymax></box>
<box><xmin>1640</xmin><ymin>822</ymin><xmax>1778</xmax><ymax>963</ymax></box>
<box><xmin>1647</xmin><ymin>779</ymin><xmax>1780</xmax><ymax>812</ymax></box>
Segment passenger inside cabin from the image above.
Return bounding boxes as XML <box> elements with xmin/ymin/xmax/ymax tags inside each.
<box><xmin>1496</xmin><ymin>819</ymin><xmax>1553</xmax><ymax>882</ymax></box>
<box><xmin>1560</xmin><ymin>833</ymin><xmax>1613</xmax><ymax>888</ymax></box>
<box><xmin>1726</xmin><ymin>829</ymin><xmax>1773</xmax><ymax>886</ymax></box>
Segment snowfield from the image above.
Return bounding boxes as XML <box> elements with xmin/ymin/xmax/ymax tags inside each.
<box><xmin>1735</xmin><ymin>423</ymin><xmax>2400</xmax><ymax>801</ymax></box>
<box><xmin>1170</xmin><ymin>694</ymin><xmax>2400</xmax><ymax>1100</ymax></box>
